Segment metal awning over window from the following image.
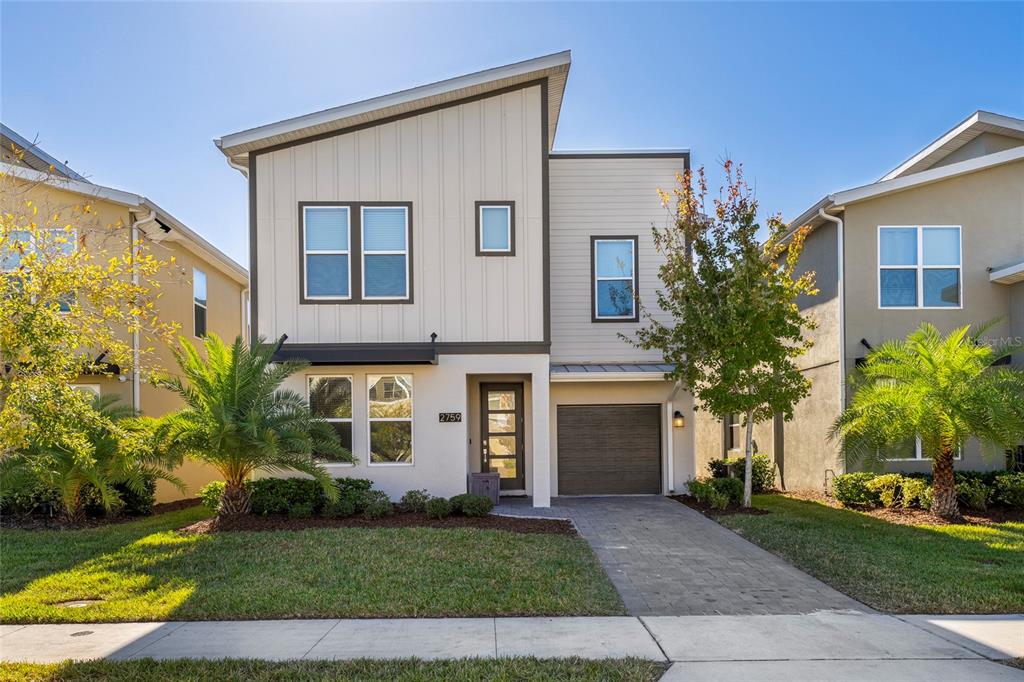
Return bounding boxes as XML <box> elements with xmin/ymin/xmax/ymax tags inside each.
<box><xmin>274</xmin><ymin>343</ymin><xmax>438</xmax><ymax>365</ymax></box>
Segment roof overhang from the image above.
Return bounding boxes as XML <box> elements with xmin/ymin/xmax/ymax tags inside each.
<box><xmin>990</xmin><ymin>260</ymin><xmax>1024</xmax><ymax>285</ymax></box>
<box><xmin>216</xmin><ymin>51</ymin><xmax>571</xmax><ymax>162</ymax></box>
<box><xmin>549</xmin><ymin>363</ymin><xmax>674</xmax><ymax>382</ymax></box>
<box><xmin>1</xmin><ymin>161</ymin><xmax>248</xmax><ymax>285</ymax></box>
<box><xmin>273</xmin><ymin>343</ymin><xmax>438</xmax><ymax>365</ymax></box>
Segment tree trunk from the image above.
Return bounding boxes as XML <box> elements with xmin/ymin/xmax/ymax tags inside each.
<box><xmin>218</xmin><ymin>482</ymin><xmax>251</xmax><ymax>516</ymax></box>
<box><xmin>61</xmin><ymin>485</ymin><xmax>85</xmax><ymax>526</ymax></box>
<box><xmin>743</xmin><ymin>410</ymin><xmax>754</xmax><ymax>508</ymax></box>
<box><xmin>931</xmin><ymin>450</ymin><xmax>960</xmax><ymax>520</ymax></box>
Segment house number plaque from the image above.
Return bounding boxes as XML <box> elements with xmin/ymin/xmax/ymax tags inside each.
<box><xmin>438</xmin><ymin>412</ymin><xmax>462</xmax><ymax>423</ymax></box>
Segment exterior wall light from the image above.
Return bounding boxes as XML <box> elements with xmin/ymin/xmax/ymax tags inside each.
<box><xmin>672</xmin><ymin>410</ymin><xmax>685</xmax><ymax>428</ymax></box>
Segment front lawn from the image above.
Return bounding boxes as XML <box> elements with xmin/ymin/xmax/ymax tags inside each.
<box><xmin>717</xmin><ymin>495</ymin><xmax>1024</xmax><ymax>613</ymax></box>
<box><xmin>0</xmin><ymin>507</ymin><xmax>623</xmax><ymax>623</ymax></box>
<box><xmin>0</xmin><ymin>659</ymin><xmax>666</xmax><ymax>682</ymax></box>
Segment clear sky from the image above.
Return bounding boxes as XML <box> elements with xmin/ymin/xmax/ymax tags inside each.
<box><xmin>3</xmin><ymin>2</ymin><xmax>1022</xmax><ymax>266</ymax></box>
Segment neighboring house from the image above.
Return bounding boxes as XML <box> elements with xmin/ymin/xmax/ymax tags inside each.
<box><xmin>2</xmin><ymin>125</ymin><xmax>250</xmax><ymax>501</ymax></box>
<box><xmin>216</xmin><ymin>51</ymin><xmax>696</xmax><ymax>507</ymax></box>
<box><xmin>694</xmin><ymin>111</ymin><xmax>1024</xmax><ymax>490</ymax></box>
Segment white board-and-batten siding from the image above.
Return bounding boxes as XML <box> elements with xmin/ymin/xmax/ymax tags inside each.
<box><xmin>549</xmin><ymin>156</ymin><xmax>683</xmax><ymax>363</ymax></box>
<box><xmin>255</xmin><ymin>85</ymin><xmax>545</xmax><ymax>344</ymax></box>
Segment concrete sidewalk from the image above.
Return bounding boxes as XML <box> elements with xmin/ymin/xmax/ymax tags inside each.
<box><xmin>2</xmin><ymin>612</ymin><xmax>1021</xmax><ymax>680</ymax></box>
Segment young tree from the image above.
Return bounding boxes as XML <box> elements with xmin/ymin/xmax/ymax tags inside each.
<box><xmin>633</xmin><ymin>162</ymin><xmax>817</xmax><ymax>506</ymax></box>
<box><xmin>830</xmin><ymin>323</ymin><xmax>1024</xmax><ymax>519</ymax></box>
<box><xmin>0</xmin><ymin>151</ymin><xmax>176</xmax><ymax>465</ymax></box>
<box><xmin>156</xmin><ymin>334</ymin><xmax>350</xmax><ymax>515</ymax></box>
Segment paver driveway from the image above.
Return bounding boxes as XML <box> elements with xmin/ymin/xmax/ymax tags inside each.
<box><xmin>496</xmin><ymin>496</ymin><xmax>868</xmax><ymax>616</ymax></box>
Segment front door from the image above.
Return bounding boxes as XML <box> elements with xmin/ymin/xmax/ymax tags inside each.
<box><xmin>480</xmin><ymin>383</ymin><xmax>525</xmax><ymax>490</ymax></box>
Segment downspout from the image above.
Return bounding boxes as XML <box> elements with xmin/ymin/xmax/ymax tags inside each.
<box><xmin>129</xmin><ymin>209</ymin><xmax>157</xmax><ymax>413</ymax></box>
<box><xmin>227</xmin><ymin>155</ymin><xmax>250</xmax><ymax>343</ymax></box>
<box><xmin>240</xmin><ymin>287</ymin><xmax>250</xmax><ymax>344</ymax></box>
<box><xmin>817</xmin><ymin>207</ymin><xmax>845</xmax><ymax>415</ymax></box>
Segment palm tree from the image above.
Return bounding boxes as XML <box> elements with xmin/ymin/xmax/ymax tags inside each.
<box><xmin>2</xmin><ymin>395</ymin><xmax>183</xmax><ymax>523</ymax></box>
<box><xmin>830</xmin><ymin>322</ymin><xmax>1024</xmax><ymax>519</ymax></box>
<box><xmin>157</xmin><ymin>334</ymin><xmax>348</xmax><ymax>515</ymax></box>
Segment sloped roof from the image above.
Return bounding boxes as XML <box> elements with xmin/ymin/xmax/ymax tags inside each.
<box><xmin>216</xmin><ymin>51</ymin><xmax>571</xmax><ymax>161</ymax></box>
<box><xmin>1</xmin><ymin>123</ymin><xmax>88</xmax><ymax>182</ymax></box>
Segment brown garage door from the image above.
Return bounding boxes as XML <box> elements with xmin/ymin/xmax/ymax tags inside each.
<box><xmin>557</xmin><ymin>404</ymin><xmax>662</xmax><ymax>495</ymax></box>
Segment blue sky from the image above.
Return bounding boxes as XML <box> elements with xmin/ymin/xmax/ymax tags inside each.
<box><xmin>3</xmin><ymin>2</ymin><xmax>1022</xmax><ymax>266</ymax></box>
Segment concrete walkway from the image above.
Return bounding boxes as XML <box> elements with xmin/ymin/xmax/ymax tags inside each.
<box><xmin>495</xmin><ymin>496</ymin><xmax>867</xmax><ymax>615</ymax></box>
<box><xmin>2</xmin><ymin>612</ymin><xmax>1021</xmax><ymax>680</ymax></box>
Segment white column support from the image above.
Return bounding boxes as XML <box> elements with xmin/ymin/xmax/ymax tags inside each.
<box><xmin>531</xmin><ymin>366</ymin><xmax>551</xmax><ymax>508</ymax></box>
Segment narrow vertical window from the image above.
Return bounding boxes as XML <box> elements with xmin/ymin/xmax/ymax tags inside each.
<box><xmin>193</xmin><ymin>268</ymin><xmax>207</xmax><ymax>337</ymax></box>
<box><xmin>879</xmin><ymin>226</ymin><xmax>960</xmax><ymax>308</ymax></box>
<box><xmin>308</xmin><ymin>375</ymin><xmax>353</xmax><ymax>462</ymax></box>
<box><xmin>592</xmin><ymin>237</ymin><xmax>638</xmax><ymax>321</ymax></box>
<box><xmin>368</xmin><ymin>374</ymin><xmax>413</xmax><ymax>464</ymax></box>
<box><xmin>362</xmin><ymin>207</ymin><xmax>409</xmax><ymax>299</ymax></box>
<box><xmin>476</xmin><ymin>202</ymin><xmax>514</xmax><ymax>255</ymax></box>
<box><xmin>724</xmin><ymin>413</ymin><xmax>742</xmax><ymax>454</ymax></box>
<box><xmin>303</xmin><ymin>206</ymin><xmax>350</xmax><ymax>300</ymax></box>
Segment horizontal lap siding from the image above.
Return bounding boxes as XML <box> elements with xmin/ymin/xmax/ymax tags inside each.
<box><xmin>549</xmin><ymin>157</ymin><xmax>683</xmax><ymax>362</ymax></box>
<box><xmin>255</xmin><ymin>86</ymin><xmax>544</xmax><ymax>344</ymax></box>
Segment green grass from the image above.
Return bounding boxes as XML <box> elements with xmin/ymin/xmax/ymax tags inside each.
<box><xmin>0</xmin><ymin>658</ymin><xmax>667</xmax><ymax>682</ymax></box>
<box><xmin>716</xmin><ymin>494</ymin><xmax>1024</xmax><ymax>613</ymax></box>
<box><xmin>0</xmin><ymin>507</ymin><xmax>623</xmax><ymax>623</ymax></box>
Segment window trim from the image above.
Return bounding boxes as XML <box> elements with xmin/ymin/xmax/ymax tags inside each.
<box><xmin>877</xmin><ymin>225</ymin><xmax>962</xmax><ymax>310</ymax></box>
<box><xmin>882</xmin><ymin>436</ymin><xmax>962</xmax><ymax>461</ymax></box>
<box><xmin>591</xmin><ymin>235</ymin><xmax>640</xmax><ymax>323</ymax></box>
<box><xmin>367</xmin><ymin>373</ymin><xmax>414</xmax><ymax>467</ymax></box>
<box><xmin>475</xmin><ymin>201</ymin><xmax>515</xmax><ymax>256</ymax></box>
<box><xmin>70</xmin><ymin>384</ymin><xmax>101</xmax><ymax>397</ymax></box>
<box><xmin>193</xmin><ymin>267</ymin><xmax>208</xmax><ymax>338</ymax></box>
<box><xmin>301</xmin><ymin>205</ymin><xmax>352</xmax><ymax>302</ymax></box>
<box><xmin>307</xmin><ymin>374</ymin><xmax>354</xmax><ymax>467</ymax></box>
<box><xmin>724</xmin><ymin>412</ymin><xmax>742</xmax><ymax>455</ymax></box>
<box><xmin>361</xmin><ymin>205</ymin><xmax>411</xmax><ymax>301</ymax></box>
<box><xmin>297</xmin><ymin>201</ymin><xmax>414</xmax><ymax>305</ymax></box>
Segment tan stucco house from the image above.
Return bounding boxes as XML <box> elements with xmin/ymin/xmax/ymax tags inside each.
<box><xmin>216</xmin><ymin>51</ymin><xmax>697</xmax><ymax>507</ymax></box>
<box><xmin>2</xmin><ymin>124</ymin><xmax>250</xmax><ymax>501</ymax></box>
<box><xmin>694</xmin><ymin>111</ymin><xmax>1024</xmax><ymax>490</ymax></box>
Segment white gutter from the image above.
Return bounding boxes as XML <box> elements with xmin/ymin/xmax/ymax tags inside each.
<box><xmin>129</xmin><ymin>209</ymin><xmax>157</xmax><ymax>413</ymax></box>
<box><xmin>818</xmin><ymin>208</ymin><xmax>846</xmax><ymax>416</ymax></box>
<box><xmin>226</xmin><ymin>156</ymin><xmax>249</xmax><ymax>178</ymax></box>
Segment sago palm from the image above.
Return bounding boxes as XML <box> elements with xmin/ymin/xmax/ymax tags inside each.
<box><xmin>830</xmin><ymin>322</ymin><xmax>1024</xmax><ymax>518</ymax></box>
<box><xmin>157</xmin><ymin>334</ymin><xmax>348</xmax><ymax>515</ymax></box>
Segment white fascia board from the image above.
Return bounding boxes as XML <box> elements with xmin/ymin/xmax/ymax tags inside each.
<box><xmin>550</xmin><ymin>148</ymin><xmax>690</xmax><ymax>156</ymax></box>
<box><xmin>549</xmin><ymin>371</ymin><xmax>671</xmax><ymax>383</ymax></box>
<box><xmin>834</xmin><ymin>145</ymin><xmax>1024</xmax><ymax>206</ymax></box>
<box><xmin>990</xmin><ymin>260</ymin><xmax>1024</xmax><ymax>285</ymax></box>
<box><xmin>216</xmin><ymin>50</ymin><xmax>571</xmax><ymax>153</ymax></box>
<box><xmin>1</xmin><ymin>161</ymin><xmax>143</xmax><ymax>207</ymax></box>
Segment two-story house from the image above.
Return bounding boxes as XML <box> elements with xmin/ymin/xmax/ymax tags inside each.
<box><xmin>216</xmin><ymin>52</ymin><xmax>696</xmax><ymax>507</ymax></box>
<box><xmin>2</xmin><ymin>124</ymin><xmax>250</xmax><ymax>501</ymax></box>
<box><xmin>694</xmin><ymin>111</ymin><xmax>1024</xmax><ymax>490</ymax></box>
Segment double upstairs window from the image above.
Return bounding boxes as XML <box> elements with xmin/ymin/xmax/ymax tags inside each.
<box><xmin>878</xmin><ymin>226</ymin><xmax>961</xmax><ymax>309</ymax></box>
<box><xmin>592</xmin><ymin>236</ymin><xmax>639</xmax><ymax>322</ymax></box>
<box><xmin>300</xmin><ymin>203</ymin><xmax>411</xmax><ymax>303</ymax></box>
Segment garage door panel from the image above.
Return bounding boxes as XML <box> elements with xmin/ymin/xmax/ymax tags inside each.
<box><xmin>557</xmin><ymin>404</ymin><xmax>662</xmax><ymax>495</ymax></box>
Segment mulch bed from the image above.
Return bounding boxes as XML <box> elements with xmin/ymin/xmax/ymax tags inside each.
<box><xmin>670</xmin><ymin>494</ymin><xmax>770</xmax><ymax>518</ymax></box>
<box><xmin>1</xmin><ymin>498</ymin><xmax>202</xmax><ymax>531</ymax></box>
<box><xmin>781</xmin><ymin>490</ymin><xmax>1024</xmax><ymax>526</ymax></box>
<box><xmin>178</xmin><ymin>512</ymin><xmax>577</xmax><ymax>536</ymax></box>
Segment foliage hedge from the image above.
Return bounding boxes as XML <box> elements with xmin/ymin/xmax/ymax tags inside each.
<box><xmin>708</xmin><ymin>453</ymin><xmax>775</xmax><ymax>493</ymax></box>
<box><xmin>2</xmin><ymin>478</ymin><xmax>157</xmax><ymax>518</ymax></box>
<box><xmin>831</xmin><ymin>470</ymin><xmax>1023</xmax><ymax>510</ymax></box>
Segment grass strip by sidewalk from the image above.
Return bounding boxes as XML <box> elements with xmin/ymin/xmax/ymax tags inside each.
<box><xmin>1</xmin><ymin>507</ymin><xmax>623</xmax><ymax>623</ymax></box>
<box><xmin>0</xmin><ymin>658</ymin><xmax>668</xmax><ymax>682</ymax></box>
<box><xmin>716</xmin><ymin>494</ymin><xmax>1024</xmax><ymax>613</ymax></box>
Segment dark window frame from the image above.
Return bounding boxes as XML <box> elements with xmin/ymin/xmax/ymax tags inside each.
<box><xmin>590</xmin><ymin>235</ymin><xmax>640</xmax><ymax>323</ymax></box>
<box><xmin>298</xmin><ymin>201</ymin><xmax>414</xmax><ymax>305</ymax></box>
<box><xmin>475</xmin><ymin>201</ymin><xmax>516</xmax><ymax>256</ymax></box>
<box><xmin>724</xmin><ymin>412</ymin><xmax>742</xmax><ymax>454</ymax></box>
<box><xmin>193</xmin><ymin>267</ymin><xmax>208</xmax><ymax>338</ymax></box>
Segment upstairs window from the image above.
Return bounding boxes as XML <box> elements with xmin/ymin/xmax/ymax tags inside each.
<box><xmin>193</xmin><ymin>268</ymin><xmax>207</xmax><ymax>337</ymax></box>
<box><xmin>592</xmin><ymin>236</ymin><xmax>638</xmax><ymax>321</ymax></box>
<box><xmin>303</xmin><ymin>206</ymin><xmax>350</xmax><ymax>300</ymax></box>
<box><xmin>308</xmin><ymin>375</ymin><xmax>353</xmax><ymax>461</ymax></box>
<box><xmin>362</xmin><ymin>206</ymin><xmax>410</xmax><ymax>300</ymax></box>
<box><xmin>879</xmin><ymin>226</ymin><xmax>961</xmax><ymax>308</ymax></box>
<box><xmin>476</xmin><ymin>202</ymin><xmax>514</xmax><ymax>255</ymax></box>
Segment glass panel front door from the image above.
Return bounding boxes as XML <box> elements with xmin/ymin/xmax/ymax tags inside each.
<box><xmin>481</xmin><ymin>383</ymin><xmax>524</xmax><ymax>490</ymax></box>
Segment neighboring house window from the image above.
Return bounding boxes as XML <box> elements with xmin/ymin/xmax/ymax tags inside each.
<box><xmin>368</xmin><ymin>374</ymin><xmax>413</xmax><ymax>465</ymax></box>
<box><xmin>303</xmin><ymin>206</ymin><xmax>351</xmax><ymax>300</ymax></box>
<box><xmin>362</xmin><ymin>206</ymin><xmax>410</xmax><ymax>299</ymax></box>
<box><xmin>476</xmin><ymin>201</ymin><xmax>514</xmax><ymax>255</ymax></box>
<box><xmin>879</xmin><ymin>226</ymin><xmax>961</xmax><ymax>308</ymax></box>
<box><xmin>193</xmin><ymin>268</ymin><xmax>207</xmax><ymax>337</ymax></box>
<box><xmin>883</xmin><ymin>437</ymin><xmax>961</xmax><ymax>461</ymax></box>
<box><xmin>307</xmin><ymin>375</ymin><xmax>353</xmax><ymax>461</ymax></box>
<box><xmin>592</xmin><ymin>236</ymin><xmax>639</xmax><ymax>322</ymax></box>
<box><xmin>724</xmin><ymin>412</ymin><xmax>742</xmax><ymax>453</ymax></box>
<box><xmin>3</xmin><ymin>229</ymin><xmax>76</xmax><ymax>311</ymax></box>
<box><xmin>70</xmin><ymin>384</ymin><xmax>100</xmax><ymax>397</ymax></box>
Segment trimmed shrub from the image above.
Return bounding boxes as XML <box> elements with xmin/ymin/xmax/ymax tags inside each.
<box><xmin>249</xmin><ymin>478</ymin><xmax>325</xmax><ymax>516</ymax></box>
<box><xmin>289</xmin><ymin>502</ymin><xmax>315</xmax><ymax>519</ymax></box>
<box><xmin>82</xmin><ymin>479</ymin><xmax>157</xmax><ymax>518</ymax></box>
<box><xmin>707</xmin><ymin>459</ymin><xmax>730</xmax><ymax>479</ymax></box>
<box><xmin>425</xmin><ymin>496</ymin><xmax>452</xmax><ymax>519</ymax></box>
<box><xmin>399</xmin><ymin>489</ymin><xmax>430</xmax><ymax>514</ymax></box>
<box><xmin>199</xmin><ymin>481</ymin><xmax>227</xmax><ymax>513</ymax></box>
<box><xmin>323</xmin><ymin>496</ymin><xmax>358</xmax><ymax>518</ymax></box>
<box><xmin>448</xmin><ymin>493</ymin><xmax>474</xmax><ymax>515</ymax></box>
<box><xmin>361</xmin><ymin>490</ymin><xmax>394</xmax><ymax>519</ymax></box>
<box><xmin>708</xmin><ymin>454</ymin><xmax>775</xmax><ymax>493</ymax></box>
<box><xmin>688</xmin><ymin>478</ymin><xmax>729</xmax><ymax>510</ymax></box>
<box><xmin>994</xmin><ymin>472</ymin><xmax>1024</xmax><ymax>508</ymax></box>
<box><xmin>955</xmin><ymin>475</ymin><xmax>990</xmax><ymax>511</ymax></box>
<box><xmin>866</xmin><ymin>473</ymin><xmax>904</xmax><ymax>508</ymax></box>
<box><xmin>458</xmin><ymin>494</ymin><xmax>494</xmax><ymax>517</ymax></box>
<box><xmin>832</xmin><ymin>472</ymin><xmax>880</xmax><ymax>507</ymax></box>
<box><xmin>710</xmin><ymin>476</ymin><xmax>743</xmax><ymax>506</ymax></box>
<box><xmin>336</xmin><ymin>478</ymin><xmax>374</xmax><ymax>514</ymax></box>
<box><xmin>900</xmin><ymin>477</ymin><xmax>930</xmax><ymax>509</ymax></box>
